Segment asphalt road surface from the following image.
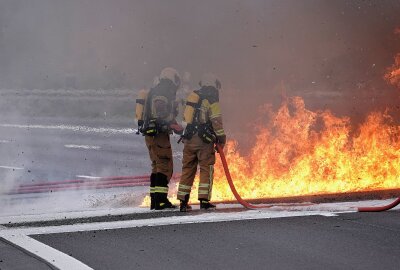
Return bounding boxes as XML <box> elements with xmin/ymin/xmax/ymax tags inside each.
<box><xmin>0</xmin><ymin>210</ymin><xmax>399</xmax><ymax>270</ymax></box>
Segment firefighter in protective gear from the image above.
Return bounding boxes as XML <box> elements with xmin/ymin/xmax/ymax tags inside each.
<box><xmin>177</xmin><ymin>73</ymin><xmax>226</xmax><ymax>212</ymax></box>
<box><xmin>135</xmin><ymin>76</ymin><xmax>161</xmax><ymax>208</ymax></box>
<box><xmin>142</xmin><ymin>67</ymin><xmax>182</xmax><ymax>210</ymax></box>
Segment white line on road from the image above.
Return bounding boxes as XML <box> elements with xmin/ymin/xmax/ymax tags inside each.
<box><xmin>76</xmin><ymin>175</ymin><xmax>101</xmax><ymax>179</ymax></box>
<box><xmin>6</xmin><ymin>210</ymin><xmax>342</xmax><ymax>237</ymax></box>
<box><xmin>0</xmin><ymin>123</ymin><xmax>136</xmax><ymax>135</ymax></box>
<box><xmin>0</xmin><ymin>139</ymin><xmax>11</xmax><ymax>143</ymax></box>
<box><xmin>0</xmin><ymin>165</ymin><xmax>24</xmax><ymax>170</ymax></box>
<box><xmin>64</xmin><ymin>144</ymin><xmax>101</xmax><ymax>150</ymax></box>
<box><xmin>0</xmin><ymin>233</ymin><xmax>93</xmax><ymax>270</ymax></box>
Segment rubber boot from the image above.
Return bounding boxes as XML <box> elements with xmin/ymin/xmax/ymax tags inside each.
<box><xmin>150</xmin><ymin>173</ymin><xmax>157</xmax><ymax>210</ymax></box>
<box><xmin>180</xmin><ymin>194</ymin><xmax>192</xmax><ymax>212</ymax></box>
<box><xmin>154</xmin><ymin>173</ymin><xmax>176</xmax><ymax>210</ymax></box>
<box><xmin>155</xmin><ymin>193</ymin><xmax>176</xmax><ymax>210</ymax></box>
<box><xmin>200</xmin><ymin>200</ymin><xmax>216</xmax><ymax>210</ymax></box>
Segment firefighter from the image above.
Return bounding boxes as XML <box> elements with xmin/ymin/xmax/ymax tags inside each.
<box><xmin>135</xmin><ymin>76</ymin><xmax>159</xmax><ymax>209</ymax></box>
<box><xmin>177</xmin><ymin>73</ymin><xmax>226</xmax><ymax>212</ymax></box>
<box><xmin>141</xmin><ymin>67</ymin><xmax>183</xmax><ymax>210</ymax></box>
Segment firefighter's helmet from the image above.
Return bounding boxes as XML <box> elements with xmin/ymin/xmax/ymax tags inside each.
<box><xmin>199</xmin><ymin>73</ymin><xmax>221</xmax><ymax>90</ymax></box>
<box><xmin>160</xmin><ymin>67</ymin><xmax>181</xmax><ymax>87</ymax></box>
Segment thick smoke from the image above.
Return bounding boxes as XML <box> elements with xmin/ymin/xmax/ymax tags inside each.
<box><xmin>1</xmin><ymin>0</ymin><xmax>400</xmax><ymax>137</ymax></box>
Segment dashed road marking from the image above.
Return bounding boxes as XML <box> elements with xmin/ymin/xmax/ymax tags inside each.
<box><xmin>0</xmin><ymin>123</ymin><xmax>136</xmax><ymax>135</ymax></box>
<box><xmin>76</xmin><ymin>175</ymin><xmax>101</xmax><ymax>180</ymax></box>
<box><xmin>64</xmin><ymin>144</ymin><xmax>101</xmax><ymax>150</ymax></box>
<box><xmin>0</xmin><ymin>165</ymin><xmax>24</xmax><ymax>170</ymax></box>
<box><xmin>0</xmin><ymin>139</ymin><xmax>11</xmax><ymax>143</ymax></box>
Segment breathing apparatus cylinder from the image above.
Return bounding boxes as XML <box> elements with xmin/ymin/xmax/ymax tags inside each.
<box><xmin>135</xmin><ymin>89</ymin><xmax>149</xmax><ymax>121</ymax></box>
<box><xmin>183</xmin><ymin>92</ymin><xmax>200</xmax><ymax>124</ymax></box>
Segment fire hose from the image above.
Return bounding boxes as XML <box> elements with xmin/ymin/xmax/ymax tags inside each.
<box><xmin>216</xmin><ymin>144</ymin><xmax>400</xmax><ymax>212</ymax></box>
<box><xmin>358</xmin><ymin>197</ymin><xmax>400</xmax><ymax>212</ymax></box>
<box><xmin>216</xmin><ymin>144</ymin><xmax>270</xmax><ymax>209</ymax></box>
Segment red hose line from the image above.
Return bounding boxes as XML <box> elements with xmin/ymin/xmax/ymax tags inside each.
<box><xmin>17</xmin><ymin>174</ymin><xmax>181</xmax><ymax>189</ymax></box>
<box><xmin>217</xmin><ymin>145</ymin><xmax>270</xmax><ymax>209</ymax></box>
<box><xmin>8</xmin><ymin>181</ymin><xmax>150</xmax><ymax>195</ymax></box>
<box><xmin>358</xmin><ymin>197</ymin><xmax>400</xmax><ymax>212</ymax></box>
<box><xmin>19</xmin><ymin>175</ymin><xmax>151</xmax><ymax>188</ymax></box>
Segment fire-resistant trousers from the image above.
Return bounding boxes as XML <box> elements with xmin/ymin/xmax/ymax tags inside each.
<box><xmin>177</xmin><ymin>135</ymin><xmax>216</xmax><ymax>201</ymax></box>
<box><xmin>145</xmin><ymin>133</ymin><xmax>173</xmax><ymax>203</ymax></box>
<box><xmin>145</xmin><ymin>133</ymin><xmax>173</xmax><ymax>180</ymax></box>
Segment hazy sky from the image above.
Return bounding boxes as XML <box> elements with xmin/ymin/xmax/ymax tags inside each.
<box><xmin>1</xmin><ymin>0</ymin><xmax>400</xmax><ymax>119</ymax></box>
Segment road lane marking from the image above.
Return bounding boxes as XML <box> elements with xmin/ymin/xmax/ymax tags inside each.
<box><xmin>0</xmin><ymin>139</ymin><xmax>11</xmax><ymax>143</ymax></box>
<box><xmin>0</xmin><ymin>233</ymin><xmax>93</xmax><ymax>270</ymax></box>
<box><xmin>0</xmin><ymin>123</ymin><xmax>136</xmax><ymax>135</ymax></box>
<box><xmin>0</xmin><ymin>165</ymin><xmax>24</xmax><ymax>170</ymax></box>
<box><xmin>3</xmin><ymin>210</ymin><xmax>342</xmax><ymax>237</ymax></box>
<box><xmin>64</xmin><ymin>144</ymin><xmax>101</xmax><ymax>150</ymax></box>
<box><xmin>76</xmin><ymin>175</ymin><xmax>101</xmax><ymax>179</ymax></box>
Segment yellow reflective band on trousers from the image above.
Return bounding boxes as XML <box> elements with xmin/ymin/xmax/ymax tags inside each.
<box><xmin>178</xmin><ymin>184</ymin><xmax>192</xmax><ymax>191</ymax></box>
<box><xmin>155</xmin><ymin>186</ymin><xmax>169</xmax><ymax>194</ymax></box>
<box><xmin>178</xmin><ymin>191</ymin><xmax>190</xmax><ymax>196</ymax></box>
<box><xmin>150</xmin><ymin>187</ymin><xmax>155</xmax><ymax>194</ymax></box>
<box><xmin>198</xmin><ymin>165</ymin><xmax>214</xmax><ymax>200</ymax></box>
<box><xmin>215</xmin><ymin>129</ymin><xmax>225</xmax><ymax>136</ymax></box>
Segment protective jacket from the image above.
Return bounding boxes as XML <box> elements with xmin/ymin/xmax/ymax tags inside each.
<box><xmin>183</xmin><ymin>86</ymin><xmax>226</xmax><ymax>144</ymax></box>
<box><xmin>177</xmin><ymin>86</ymin><xmax>226</xmax><ymax>202</ymax></box>
<box><xmin>142</xmin><ymin>78</ymin><xmax>178</xmax><ymax>210</ymax></box>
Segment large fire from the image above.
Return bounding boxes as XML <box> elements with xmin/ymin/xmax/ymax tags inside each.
<box><xmin>141</xmin><ymin>96</ymin><xmax>400</xmax><ymax>206</ymax></box>
<box><xmin>210</xmin><ymin>97</ymin><xmax>400</xmax><ymax>202</ymax></box>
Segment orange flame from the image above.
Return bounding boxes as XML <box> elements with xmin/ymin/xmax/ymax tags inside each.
<box><xmin>384</xmin><ymin>53</ymin><xmax>400</xmax><ymax>88</ymax></box>
<box><xmin>141</xmin><ymin>98</ymin><xmax>400</xmax><ymax>207</ymax></box>
<box><xmin>209</xmin><ymin>97</ymin><xmax>400</xmax><ymax>202</ymax></box>
<box><xmin>384</xmin><ymin>28</ymin><xmax>400</xmax><ymax>88</ymax></box>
